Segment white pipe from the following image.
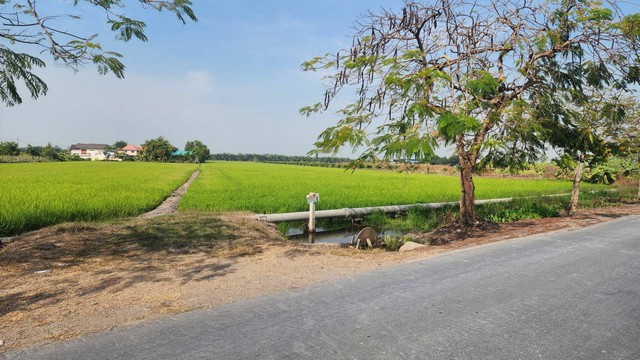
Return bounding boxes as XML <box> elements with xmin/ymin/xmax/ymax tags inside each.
<box><xmin>254</xmin><ymin>190</ymin><xmax>610</xmax><ymax>223</ymax></box>
<box><xmin>256</xmin><ymin>197</ymin><xmax>517</xmax><ymax>223</ymax></box>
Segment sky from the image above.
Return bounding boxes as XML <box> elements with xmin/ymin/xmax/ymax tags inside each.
<box><xmin>0</xmin><ymin>0</ymin><xmax>405</xmax><ymax>157</ymax></box>
<box><xmin>1</xmin><ymin>0</ymin><xmax>638</xmax><ymax>157</ymax></box>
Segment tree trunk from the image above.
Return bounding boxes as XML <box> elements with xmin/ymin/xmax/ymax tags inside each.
<box><xmin>458</xmin><ymin>156</ymin><xmax>476</xmax><ymax>226</ymax></box>
<box><xmin>637</xmin><ymin>176</ymin><xmax>639</xmax><ymax>201</ymax></box>
<box><xmin>568</xmin><ymin>154</ymin><xmax>584</xmax><ymax>216</ymax></box>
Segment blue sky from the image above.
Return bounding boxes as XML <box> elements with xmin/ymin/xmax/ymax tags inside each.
<box><xmin>1</xmin><ymin>0</ymin><xmax>638</xmax><ymax>157</ymax></box>
<box><xmin>0</xmin><ymin>0</ymin><xmax>404</xmax><ymax>156</ymax></box>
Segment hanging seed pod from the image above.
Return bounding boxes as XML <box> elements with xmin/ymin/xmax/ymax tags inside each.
<box><xmin>336</xmin><ymin>51</ymin><xmax>340</xmax><ymax>69</ymax></box>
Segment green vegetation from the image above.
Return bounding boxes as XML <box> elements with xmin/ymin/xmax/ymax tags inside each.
<box><xmin>2</xmin><ymin>161</ymin><xmax>629</xmax><ymax>238</ymax></box>
<box><xmin>382</xmin><ymin>235</ymin><xmax>415</xmax><ymax>252</ymax></box>
<box><xmin>363</xmin><ymin>206</ymin><xmax>458</xmax><ymax>233</ymax></box>
<box><xmin>0</xmin><ymin>162</ymin><xmax>198</xmax><ymax>236</ymax></box>
<box><xmin>181</xmin><ymin>162</ymin><xmax>606</xmax><ymax>214</ymax></box>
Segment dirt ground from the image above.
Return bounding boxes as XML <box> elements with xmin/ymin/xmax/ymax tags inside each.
<box><xmin>1</xmin><ymin>203</ymin><xmax>640</xmax><ymax>353</ymax></box>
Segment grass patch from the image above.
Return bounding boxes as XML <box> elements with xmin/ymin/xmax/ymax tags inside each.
<box><xmin>362</xmin><ymin>206</ymin><xmax>458</xmax><ymax>233</ymax></box>
<box><xmin>477</xmin><ymin>197</ymin><xmax>566</xmax><ymax>222</ymax></box>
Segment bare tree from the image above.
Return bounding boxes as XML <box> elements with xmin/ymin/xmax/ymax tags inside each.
<box><xmin>302</xmin><ymin>0</ymin><xmax>640</xmax><ymax>225</ymax></box>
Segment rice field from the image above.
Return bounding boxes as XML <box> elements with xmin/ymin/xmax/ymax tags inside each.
<box><xmin>1</xmin><ymin>161</ymin><xmax>609</xmax><ymax>236</ymax></box>
<box><xmin>180</xmin><ymin>162</ymin><xmax>605</xmax><ymax>213</ymax></box>
<box><xmin>0</xmin><ymin>162</ymin><xmax>198</xmax><ymax>236</ymax></box>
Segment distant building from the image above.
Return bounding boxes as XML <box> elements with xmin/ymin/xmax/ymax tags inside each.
<box><xmin>121</xmin><ymin>144</ymin><xmax>142</xmax><ymax>157</ymax></box>
<box><xmin>69</xmin><ymin>143</ymin><xmax>108</xmax><ymax>161</ymax></box>
<box><xmin>171</xmin><ymin>150</ymin><xmax>192</xmax><ymax>156</ymax></box>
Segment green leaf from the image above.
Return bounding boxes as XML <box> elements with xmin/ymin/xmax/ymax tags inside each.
<box><xmin>436</xmin><ymin>111</ymin><xmax>481</xmax><ymax>142</ymax></box>
<box><xmin>465</xmin><ymin>71</ymin><xmax>500</xmax><ymax>98</ymax></box>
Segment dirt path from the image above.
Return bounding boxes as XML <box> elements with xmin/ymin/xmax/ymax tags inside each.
<box><xmin>1</xmin><ymin>203</ymin><xmax>639</xmax><ymax>353</ymax></box>
<box><xmin>138</xmin><ymin>170</ymin><xmax>200</xmax><ymax>219</ymax></box>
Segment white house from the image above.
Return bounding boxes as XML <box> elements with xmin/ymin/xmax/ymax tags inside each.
<box><xmin>121</xmin><ymin>144</ymin><xmax>142</xmax><ymax>157</ymax></box>
<box><xmin>69</xmin><ymin>143</ymin><xmax>108</xmax><ymax>160</ymax></box>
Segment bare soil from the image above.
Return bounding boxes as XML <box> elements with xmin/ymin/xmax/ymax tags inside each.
<box><xmin>1</xmin><ymin>203</ymin><xmax>639</xmax><ymax>353</ymax></box>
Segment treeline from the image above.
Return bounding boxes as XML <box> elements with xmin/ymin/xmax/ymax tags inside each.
<box><xmin>0</xmin><ymin>142</ymin><xmax>79</xmax><ymax>162</ymax></box>
<box><xmin>209</xmin><ymin>152</ymin><xmax>461</xmax><ymax>166</ymax></box>
<box><xmin>210</xmin><ymin>153</ymin><xmax>352</xmax><ymax>164</ymax></box>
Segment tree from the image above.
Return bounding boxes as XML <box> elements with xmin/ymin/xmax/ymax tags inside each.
<box><xmin>0</xmin><ymin>1</ymin><xmax>197</xmax><ymax>106</ymax></box>
<box><xmin>539</xmin><ymin>90</ymin><xmax>632</xmax><ymax>214</ymax></box>
<box><xmin>184</xmin><ymin>140</ymin><xmax>210</xmax><ymax>163</ymax></box>
<box><xmin>140</xmin><ymin>136</ymin><xmax>176</xmax><ymax>162</ymax></box>
<box><xmin>615</xmin><ymin>103</ymin><xmax>640</xmax><ymax>199</ymax></box>
<box><xmin>24</xmin><ymin>144</ymin><xmax>42</xmax><ymax>157</ymax></box>
<box><xmin>113</xmin><ymin>140</ymin><xmax>128</xmax><ymax>150</ymax></box>
<box><xmin>0</xmin><ymin>141</ymin><xmax>19</xmax><ymax>155</ymax></box>
<box><xmin>301</xmin><ymin>0</ymin><xmax>640</xmax><ymax>225</ymax></box>
<box><xmin>42</xmin><ymin>142</ymin><xmax>60</xmax><ymax>160</ymax></box>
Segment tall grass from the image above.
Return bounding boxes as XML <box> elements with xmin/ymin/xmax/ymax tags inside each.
<box><xmin>0</xmin><ymin>162</ymin><xmax>198</xmax><ymax>236</ymax></box>
<box><xmin>180</xmin><ymin>162</ymin><xmax>606</xmax><ymax>213</ymax></box>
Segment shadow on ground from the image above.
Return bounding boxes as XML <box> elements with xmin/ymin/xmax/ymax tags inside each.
<box><xmin>0</xmin><ymin>212</ymin><xmax>284</xmax><ymax>316</ymax></box>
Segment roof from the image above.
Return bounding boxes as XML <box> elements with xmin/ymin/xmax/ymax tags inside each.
<box><xmin>172</xmin><ymin>150</ymin><xmax>192</xmax><ymax>156</ymax></box>
<box><xmin>69</xmin><ymin>143</ymin><xmax>109</xmax><ymax>150</ymax></box>
<box><xmin>122</xmin><ymin>144</ymin><xmax>142</xmax><ymax>151</ymax></box>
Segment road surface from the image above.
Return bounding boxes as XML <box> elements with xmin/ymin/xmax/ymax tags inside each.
<box><xmin>4</xmin><ymin>215</ymin><xmax>640</xmax><ymax>359</ymax></box>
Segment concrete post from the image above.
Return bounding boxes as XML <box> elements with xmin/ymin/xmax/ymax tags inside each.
<box><xmin>306</xmin><ymin>192</ymin><xmax>319</xmax><ymax>233</ymax></box>
<box><xmin>308</xmin><ymin>201</ymin><xmax>316</xmax><ymax>233</ymax></box>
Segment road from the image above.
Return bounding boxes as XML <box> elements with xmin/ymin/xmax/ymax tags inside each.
<box><xmin>4</xmin><ymin>215</ymin><xmax>640</xmax><ymax>359</ymax></box>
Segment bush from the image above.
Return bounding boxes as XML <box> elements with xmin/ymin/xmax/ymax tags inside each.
<box><xmin>383</xmin><ymin>235</ymin><xmax>415</xmax><ymax>251</ymax></box>
<box><xmin>477</xmin><ymin>198</ymin><xmax>564</xmax><ymax>222</ymax></box>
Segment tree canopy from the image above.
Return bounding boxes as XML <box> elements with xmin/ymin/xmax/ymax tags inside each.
<box><xmin>140</xmin><ymin>136</ymin><xmax>176</xmax><ymax>162</ymax></box>
<box><xmin>184</xmin><ymin>140</ymin><xmax>210</xmax><ymax>163</ymax></box>
<box><xmin>302</xmin><ymin>0</ymin><xmax>640</xmax><ymax>225</ymax></box>
<box><xmin>0</xmin><ymin>0</ymin><xmax>197</xmax><ymax>106</ymax></box>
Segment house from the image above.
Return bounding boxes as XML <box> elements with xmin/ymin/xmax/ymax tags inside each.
<box><xmin>69</xmin><ymin>143</ymin><xmax>108</xmax><ymax>161</ymax></box>
<box><xmin>121</xmin><ymin>144</ymin><xmax>142</xmax><ymax>157</ymax></box>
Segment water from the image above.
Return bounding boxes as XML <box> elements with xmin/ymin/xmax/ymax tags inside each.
<box><xmin>287</xmin><ymin>226</ymin><xmax>405</xmax><ymax>245</ymax></box>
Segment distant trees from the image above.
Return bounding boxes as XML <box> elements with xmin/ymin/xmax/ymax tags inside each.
<box><xmin>210</xmin><ymin>153</ymin><xmax>351</xmax><ymax>164</ymax></box>
<box><xmin>140</xmin><ymin>137</ymin><xmax>176</xmax><ymax>162</ymax></box>
<box><xmin>113</xmin><ymin>140</ymin><xmax>128</xmax><ymax>150</ymax></box>
<box><xmin>184</xmin><ymin>140</ymin><xmax>210</xmax><ymax>163</ymax></box>
<box><xmin>0</xmin><ymin>141</ymin><xmax>19</xmax><ymax>156</ymax></box>
<box><xmin>25</xmin><ymin>144</ymin><xmax>42</xmax><ymax>157</ymax></box>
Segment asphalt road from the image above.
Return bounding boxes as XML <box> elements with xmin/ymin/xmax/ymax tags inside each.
<box><xmin>4</xmin><ymin>215</ymin><xmax>640</xmax><ymax>360</ymax></box>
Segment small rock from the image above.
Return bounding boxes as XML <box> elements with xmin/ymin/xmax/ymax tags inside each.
<box><xmin>399</xmin><ymin>241</ymin><xmax>427</xmax><ymax>252</ymax></box>
<box><xmin>0</xmin><ymin>339</ymin><xmax>4</xmax><ymax>346</ymax></box>
<box><xmin>34</xmin><ymin>269</ymin><xmax>52</xmax><ymax>274</ymax></box>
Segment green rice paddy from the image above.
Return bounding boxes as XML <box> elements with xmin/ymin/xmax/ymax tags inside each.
<box><xmin>180</xmin><ymin>162</ymin><xmax>604</xmax><ymax>213</ymax></box>
<box><xmin>0</xmin><ymin>161</ymin><xmax>608</xmax><ymax>236</ymax></box>
<box><xmin>0</xmin><ymin>162</ymin><xmax>198</xmax><ymax>236</ymax></box>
